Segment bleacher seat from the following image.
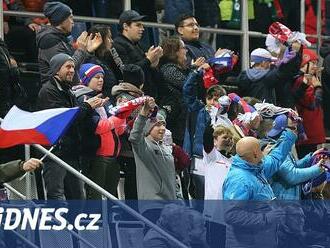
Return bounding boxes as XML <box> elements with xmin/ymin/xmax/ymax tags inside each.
<box><xmin>114</xmin><ymin>221</ymin><xmax>145</xmax><ymax>248</ymax></box>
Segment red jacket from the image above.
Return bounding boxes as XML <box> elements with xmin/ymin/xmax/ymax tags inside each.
<box><xmin>293</xmin><ymin>76</ymin><xmax>326</xmax><ymax>145</ymax></box>
<box><xmin>95</xmin><ymin>116</ymin><xmax>126</xmax><ymax>157</ymax></box>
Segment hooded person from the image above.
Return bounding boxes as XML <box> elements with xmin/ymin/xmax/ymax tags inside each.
<box><xmin>111</xmin><ymin>64</ymin><xmax>145</xmax><ymax>200</ymax></box>
<box><xmin>320</xmin><ymin>42</ymin><xmax>330</xmax><ymax>133</ymax></box>
<box><xmin>262</xmin><ymin>114</ymin><xmax>324</xmax><ymax>200</ymax></box>
<box><xmin>37</xmin><ymin>54</ymin><xmax>103</xmax><ymax>200</ymax></box>
<box><xmin>236</xmin><ymin>45</ymin><xmax>301</xmax><ymax>105</ymax></box>
<box><xmin>292</xmin><ymin>48</ymin><xmax>326</xmax><ymax>158</ymax></box>
<box><xmin>36</xmin><ymin>1</ymin><xmax>102</xmax><ymax>85</ymax></box>
<box><xmin>129</xmin><ymin>97</ymin><xmax>176</xmax><ymax>220</ymax></box>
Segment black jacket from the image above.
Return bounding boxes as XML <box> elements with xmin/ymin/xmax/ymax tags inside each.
<box><xmin>183</xmin><ymin>39</ymin><xmax>215</xmax><ymax>66</ymax></box>
<box><xmin>158</xmin><ymin>63</ymin><xmax>189</xmax><ymax>145</ymax></box>
<box><xmin>113</xmin><ymin>34</ymin><xmax>158</xmax><ymax>96</ymax></box>
<box><xmin>236</xmin><ymin>49</ymin><xmax>302</xmax><ymax>105</ymax></box>
<box><xmin>36</xmin><ymin>25</ymin><xmax>88</xmax><ymax>85</ymax></box>
<box><xmin>320</xmin><ymin>44</ymin><xmax>330</xmax><ymax>130</ymax></box>
<box><xmin>0</xmin><ymin>39</ymin><xmax>27</xmax><ymax>117</ymax></box>
<box><xmin>0</xmin><ymin>40</ymin><xmax>13</xmax><ymax>118</ymax></box>
<box><xmin>37</xmin><ymin>77</ymin><xmax>96</xmax><ymax>159</ymax></box>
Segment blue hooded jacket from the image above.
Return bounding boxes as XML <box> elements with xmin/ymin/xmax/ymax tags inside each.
<box><xmin>223</xmin><ymin>129</ymin><xmax>297</xmax><ymax>200</ymax></box>
<box><xmin>182</xmin><ymin>71</ymin><xmax>208</xmax><ymax>157</ymax></box>
<box><xmin>270</xmin><ymin>152</ymin><xmax>322</xmax><ymax>200</ymax></box>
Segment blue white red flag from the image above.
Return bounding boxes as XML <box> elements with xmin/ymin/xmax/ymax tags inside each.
<box><xmin>0</xmin><ymin>106</ymin><xmax>79</xmax><ymax>148</ymax></box>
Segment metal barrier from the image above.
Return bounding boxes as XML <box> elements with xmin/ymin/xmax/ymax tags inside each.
<box><xmin>0</xmin><ymin>116</ymin><xmax>189</xmax><ymax>248</ymax></box>
<box><xmin>1</xmin><ymin>0</ymin><xmax>329</xmax><ymax>69</ymax></box>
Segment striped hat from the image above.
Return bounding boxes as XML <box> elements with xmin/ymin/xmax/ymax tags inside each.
<box><xmin>79</xmin><ymin>63</ymin><xmax>104</xmax><ymax>86</ymax></box>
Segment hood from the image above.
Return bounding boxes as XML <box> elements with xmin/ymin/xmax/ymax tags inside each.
<box><xmin>71</xmin><ymin>85</ymin><xmax>95</xmax><ymax>98</ymax></box>
<box><xmin>246</xmin><ymin>67</ymin><xmax>270</xmax><ymax>81</ymax></box>
<box><xmin>111</xmin><ymin>82</ymin><xmax>144</xmax><ymax>97</ymax></box>
<box><xmin>320</xmin><ymin>43</ymin><xmax>330</xmax><ymax>58</ymax></box>
<box><xmin>36</xmin><ymin>25</ymin><xmax>68</xmax><ymax>49</ymax></box>
<box><xmin>232</xmin><ymin>154</ymin><xmax>262</xmax><ymax>173</ymax></box>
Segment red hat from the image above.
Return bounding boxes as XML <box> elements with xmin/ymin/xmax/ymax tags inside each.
<box><xmin>301</xmin><ymin>49</ymin><xmax>318</xmax><ymax>67</ymax></box>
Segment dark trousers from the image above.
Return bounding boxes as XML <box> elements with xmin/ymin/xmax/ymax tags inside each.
<box><xmin>86</xmin><ymin>156</ymin><xmax>120</xmax><ymax>199</ymax></box>
<box><xmin>190</xmin><ymin>174</ymin><xmax>205</xmax><ymax>212</ymax></box>
<box><xmin>42</xmin><ymin>158</ymin><xmax>84</xmax><ymax>200</ymax></box>
<box><xmin>118</xmin><ymin>156</ymin><xmax>138</xmax><ymax>200</ymax></box>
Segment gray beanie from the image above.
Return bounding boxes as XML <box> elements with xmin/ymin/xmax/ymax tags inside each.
<box><xmin>50</xmin><ymin>53</ymin><xmax>74</xmax><ymax>76</ymax></box>
<box><xmin>144</xmin><ymin>113</ymin><xmax>166</xmax><ymax>136</ymax></box>
<box><xmin>44</xmin><ymin>1</ymin><xmax>72</xmax><ymax>26</ymax></box>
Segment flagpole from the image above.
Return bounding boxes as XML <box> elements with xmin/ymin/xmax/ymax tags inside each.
<box><xmin>0</xmin><ymin>116</ymin><xmax>188</xmax><ymax>248</ymax></box>
<box><xmin>24</xmin><ymin>145</ymin><xmax>32</xmax><ymax>199</ymax></box>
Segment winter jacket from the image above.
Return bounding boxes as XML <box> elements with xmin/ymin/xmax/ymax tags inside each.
<box><xmin>183</xmin><ymin>39</ymin><xmax>215</xmax><ymax>67</ymax></box>
<box><xmin>36</xmin><ymin>25</ymin><xmax>88</xmax><ymax>85</ymax></box>
<box><xmin>293</xmin><ymin>76</ymin><xmax>326</xmax><ymax>145</ymax></box>
<box><xmin>0</xmin><ymin>39</ymin><xmax>14</xmax><ymax>117</ymax></box>
<box><xmin>237</xmin><ymin>50</ymin><xmax>301</xmax><ymax>104</ymax></box>
<box><xmin>113</xmin><ymin>34</ymin><xmax>158</xmax><ymax>96</ymax></box>
<box><xmin>37</xmin><ymin>77</ymin><xmax>94</xmax><ymax>159</ymax></box>
<box><xmin>267</xmin><ymin>140</ymin><xmax>322</xmax><ymax>200</ymax></box>
<box><xmin>224</xmin><ymin>200</ymin><xmax>278</xmax><ymax>248</ymax></box>
<box><xmin>320</xmin><ymin>43</ymin><xmax>330</xmax><ymax>131</ymax></box>
<box><xmin>158</xmin><ymin>63</ymin><xmax>189</xmax><ymax>145</ymax></box>
<box><xmin>129</xmin><ymin>114</ymin><xmax>176</xmax><ymax>206</ymax></box>
<box><xmin>223</xmin><ymin>129</ymin><xmax>297</xmax><ymax>200</ymax></box>
<box><xmin>182</xmin><ymin>70</ymin><xmax>208</xmax><ymax>157</ymax></box>
<box><xmin>75</xmin><ymin>86</ymin><xmax>126</xmax><ymax>159</ymax></box>
<box><xmin>0</xmin><ymin>160</ymin><xmax>25</xmax><ymax>184</ymax></box>
<box><xmin>94</xmin><ymin>117</ymin><xmax>126</xmax><ymax>157</ymax></box>
<box><xmin>275</xmin><ymin>48</ymin><xmax>303</xmax><ymax>107</ymax></box>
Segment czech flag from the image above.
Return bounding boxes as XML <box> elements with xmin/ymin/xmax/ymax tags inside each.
<box><xmin>0</xmin><ymin>106</ymin><xmax>80</xmax><ymax>148</ymax></box>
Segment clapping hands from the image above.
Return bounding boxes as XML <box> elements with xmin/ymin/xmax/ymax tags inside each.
<box><xmin>76</xmin><ymin>31</ymin><xmax>103</xmax><ymax>53</ymax></box>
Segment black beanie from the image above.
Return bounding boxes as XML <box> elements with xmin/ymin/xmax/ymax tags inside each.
<box><xmin>50</xmin><ymin>53</ymin><xmax>74</xmax><ymax>76</ymax></box>
<box><xmin>122</xmin><ymin>64</ymin><xmax>145</xmax><ymax>88</ymax></box>
<box><xmin>44</xmin><ymin>1</ymin><xmax>72</xmax><ymax>26</ymax></box>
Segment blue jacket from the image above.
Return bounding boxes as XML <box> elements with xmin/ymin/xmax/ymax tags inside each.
<box><xmin>271</xmin><ymin>152</ymin><xmax>322</xmax><ymax>200</ymax></box>
<box><xmin>223</xmin><ymin>129</ymin><xmax>297</xmax><ymax>200</ymax></box>
<box><xmin>182</xmin><ymin>71</ymin><xmax>208</xmax><ymax>157</ymax></box>
<box><xmin>184</xmin><ymin>40</ymin><xmax>215</xmax><ymax>66</ymax></box>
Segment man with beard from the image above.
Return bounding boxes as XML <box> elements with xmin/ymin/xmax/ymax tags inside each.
<box><xmin>37</xmin><ymin>53</ymin><xmax>104</xmax><ymax>200</ymax></box>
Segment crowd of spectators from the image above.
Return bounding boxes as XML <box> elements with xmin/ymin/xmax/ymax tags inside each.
<box><xmin>1</xmin><ymin>1</ymin><xmax>330</xmax><ymax>247</ymax></box>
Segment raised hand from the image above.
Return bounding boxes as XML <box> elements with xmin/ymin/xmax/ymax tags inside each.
<box><xmin>87</xmin><ymin>32</ymin><xmax>103</xmax><ymax>53</ymax></box>
<box><xmin>140</xmin><ymin>97</ymin><xmax>156</xmax><ymax>116</ymax></box>
<box><xmin>191</xmin><ymin>57</ymin><xmax>206</xmax><ymax>68</ymax></box>
<box><xmin>28</xmin><ymin>23</ymin><xmax>41</xmax><ymax>32</ymax></box>
<box><xmin>76</xmin><ymin>31</ymin><xmax>89</xmax><ymax>51</ymax></box>
<box><xmin>146</xmin><ymin>46</ymin><xmax>163</xmax><ymax>65</ymax></box>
